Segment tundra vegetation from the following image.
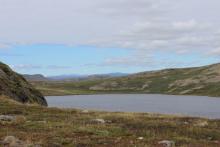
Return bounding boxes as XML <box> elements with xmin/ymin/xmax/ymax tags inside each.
<box><xmin>32</xmin><ymin>63</ymin><xmax>220</xmax><ymax>97</ymax></box>
<box><xmin>1</xmin><ymin>61</ymin><xmax>220</xmax><ymax>146</ymax></box>
<box><xmin>1</xmin><ymin>97</ymin><xmax>220</xmax><ymax>146</ymax></box>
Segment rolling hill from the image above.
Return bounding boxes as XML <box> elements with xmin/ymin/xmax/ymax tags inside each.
<box><xmin>23</xmin><ymin>74</ymin><xmax>49</xmax><ymax>81</ymax></box>
<box><xmin>32</xmin><ymin>63</ymin><xmax>220</xmax><ymax>97</ymax></box>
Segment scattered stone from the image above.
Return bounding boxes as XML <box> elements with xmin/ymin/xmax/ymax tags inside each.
<box><xmin>137</xmin><ymin>137</ymin><xmax>144</xmax><ymax>140</ymax></box>
<box><xmin>158</xmin><ymin>140</ymin><xmax>175</xmax><ymax>147</ymax></box>
<box><xmin>0</xmin><ymin>115</ymin><xmax>16</xmax><ymax>122</ymax></box>
<box><xmin>213</xmin><ymin>140</ymin><xmax>220</xmax><ymax>144</ymax></box>
<box><xmin>1</xmin><ymin>136</ymin><xmax>26</xmax><ymax>147</ymax></box>
<box><xmin>183</xmin><ymin>121</ymin><xmax>189</xmax><ymax>125</ymax></box>
<box><xmin>36</xmin><ymin>121</ymin><xmax>47</xmax><ymax>124</ymax></box>
<box><xmin>82</xmin><ymin>110</ymin><xmax>89</xmax><ymax>113</ymax></box>
<box><xmin>141</xmin><ymin>84</ymin><xmax>149</xmax><ymax>89</ymax></box>
<box><xmin>91</xmin><ymin>119</ymin><xmax>106</xmax><ymax>124</ymax></box>
<box><xmin>194</xmin><ymin>120</ymin><xmax>208</xmax><ymax>127</ymax></box>
<box><xmin>0</xmin><ymin>115</ymin><xmax>26</xmax><ymax>124</ymax></box>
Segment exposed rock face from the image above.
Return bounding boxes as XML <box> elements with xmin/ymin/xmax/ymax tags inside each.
<box><xmin>1</xmin><ymin>136</ymin><xmax>26</xmax><ymax>147</ymax></box>
<box><xmin>0</xmin><ymin>115</ymin><xmax>16</xmax><ymax>122</ymax></box>
<box><xmin>0</xmin><ymin>62</ymin><xmax>47</xmax><ymax>106</ymax></box>
<box><xmin>158</xmin><ymin>140</ymin><xmax>175</xmax><ymax>147</ymax></box>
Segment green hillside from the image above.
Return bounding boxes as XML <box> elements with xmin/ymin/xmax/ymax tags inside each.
<box><xmin>32</xmin><ymin>63</ymin><xmax>220</xmax><ymax>97</ymax></box>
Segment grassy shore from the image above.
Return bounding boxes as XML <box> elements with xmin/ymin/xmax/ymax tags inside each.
<box><xmin>31</xmin><ymin>78</ymin><xmax>220</xmax><ymax>97</ymax></box>
<box><xmin>28</xmin><ymin>63</ymin><xmax>220</xmax><ymax>97</ymax></box>
<box><xmin>1</xmin><ymin>97</ymin><xmax>220</xmax><ymax>146</ymax></box>
<box><xmin>32</xmin><ymin>81</ymin><xmax>138</xmax><ymax>96</ymax></box>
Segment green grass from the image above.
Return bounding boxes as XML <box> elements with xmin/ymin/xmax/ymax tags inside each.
<box><xmin>1</xmin><ymin>97</ymin><xmax>220</xmax><ymax>146</ymax></box>
<box><xmin>30</xmin><ymin>64</ymin><xmax>220</xmax><ymax>97</ymax></box>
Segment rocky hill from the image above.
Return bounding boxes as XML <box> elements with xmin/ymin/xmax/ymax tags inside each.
<box><xmin>0</xmin><ymin>62</ymin><xmax>47</xmax><ymax>106</ymax></box>
<box><xmin>32</xmin><ymin>63</ymin><xmax>220</xmax><ymax>97</ymax></box>
<box><xmin>23</xmin><ymin>74</ymin><xmax>49</xmax><ymax>81</ymax></box>
<box><xmin>88</xmin><ymin>63</ymin><xmax>220</xmax><ymax>96</ymax></box>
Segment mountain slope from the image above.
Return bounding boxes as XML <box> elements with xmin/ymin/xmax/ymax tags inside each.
<box><xmin>48</xmin><ymin>73</ymin><xmax>129</xmax><ymax>81</ymax></box>
<box><xmin>33</xmin><ymin>63</ymin><xmax>220</xmax><ymax>97</ymax></box>
<box><xmin>23</xmin><ymin>74</ymin><xmax>49</xmax><ymax>81</ymax></box>
<box><xmin>0</xmin><ymin>62</ymin><xmax>47</xmax><ymax>106</ymax></box>
<box><xmin>88</xmin><ymin>63</ymin><xmax>220</xmax><ymax>96</ymax></box>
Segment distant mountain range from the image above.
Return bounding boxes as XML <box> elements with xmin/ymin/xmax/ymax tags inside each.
<box><xmin>31</xmin><ymin>63</ymin><xmax>220</xmax><ymax>97</ymax></box>
<box><xmin>23</xmin><ymin>72</ymin><xmax>129</xmax><ymax>81</ymax></box>
<box><xmin>23</xmin><ymin>74</ymin><xmax>49</xmax><ymax>81</ymax></box>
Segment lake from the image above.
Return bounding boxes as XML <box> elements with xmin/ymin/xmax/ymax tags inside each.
<box><xmin>46</xmin><ymin>94</ymin><xmax>220</xmax><ymax>119</ymax></box>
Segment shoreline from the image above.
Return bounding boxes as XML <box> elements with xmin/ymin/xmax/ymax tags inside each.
<box><xmin>44</xmin><ymin>93</ymin><xmax>220</xmax><ymax>98</ymax></box>
<box><xmin>1</xmin><ymin>97</ymin><xmax>220</xmax><ymax>146</ymax></box>
<box><xmin>45</xmin><ymin>94</ymin><xmax>220</xmax><ymax>120</ymax></box>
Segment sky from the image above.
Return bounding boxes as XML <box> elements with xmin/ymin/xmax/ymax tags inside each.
<box><xmin>0</xmin><ymin>0</ymin><xmax>220</xmax><ymax>76</ymax></box>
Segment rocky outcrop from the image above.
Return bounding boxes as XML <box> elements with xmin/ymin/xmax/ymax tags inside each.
<box><xmin>0</xmin><ymin>62</ymin><xmax>47</xmax><ymax>106</ymax></box>
<box><xmin>1</xmin><ymin>136</ymin><xmax>26</xmax><ymax>147</ymax></box>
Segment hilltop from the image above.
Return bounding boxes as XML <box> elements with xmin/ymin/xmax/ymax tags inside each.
<box><xmin>87</xmin><ymin>63</ymin><xmax>220</xmax><ymax>96</ymax></box>
<box><xmin>24</xmin><ymin>73</ymin><xmax>129</xmax><ymax>82</ymax></box>
<box><xmin>0</xmin><ymin>62</ymin><xmax>47</xmax><ymax>106</ymax></box>
<box><xmin>23</xmin><ymin>74</ymin><xmax>49</xmax><ymax>82</ymax></box>
<box><xmin>32</xmin><ymin>63</ymin><xmax>220</xmax><ymax>97</ymax></box>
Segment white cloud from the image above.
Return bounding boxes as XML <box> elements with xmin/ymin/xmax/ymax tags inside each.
<box><xmin>208</xmin><ymin>48</ymin><xmax>220</xmax><ymax>56</ymax></box>
<box><xmin>173</xmin><ymin>20</ymin><xmax>198</xmax><ymax>30</ymax></box>
<box><xmin>0</xmin><ymin>43</ymin><xmax>11</xmax><ymax>49</ymax></box>
<box><xmin>101</xmin><ymin>53</ymin><xmax>154</xmax><ymax>67</ymax></box>
<box><xmin>11</xmin><ymin>64</ymin><xmax>42</xmax><ymax>70</ymax></box>
<box><xmin>1</xmin><ymin>0</ymin><xmax>220</xmax><ymax>67</ymax></box>
<box><xmin>46</xmin><ymin>65</ymin><xmax>72</xmax><ymax>69</ymax></box>
<box><xmin>11</xmin><ymin>64</ymin><xmax>73</xmax><ymax>70</ymax></box>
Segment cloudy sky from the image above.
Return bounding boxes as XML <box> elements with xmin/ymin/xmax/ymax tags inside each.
<box><xmin>0</xmin><ymin>0</ymin><xmax>220</xmax><ymax>76</ymax></box>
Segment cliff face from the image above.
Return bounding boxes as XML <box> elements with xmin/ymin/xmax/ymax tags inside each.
<box><xmin>0</xmin><ymin>62</ymin><xmax>47</xmax><ymax>106</ymax></box>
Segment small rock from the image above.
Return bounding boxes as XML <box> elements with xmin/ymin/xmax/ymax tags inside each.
<box><xmin>183</xmin><ymin>121</ymin><xmax>189</xmax><ymax>125</ymax></box>
<box><xmin>1</xmin><ymin>136</ymin><xmax>26</xmax><ymax>147</ymax></box>
<box><xmin>36</xmin><ymin>121</ymin><xmax>47</xmax><ymax>124</ymax></box>
<box><xmin>0</xmin><ymin>115</ymin><xmax>26</xmax><ymax>125</ymax></box>
<box><xmin>158</xmin><ymin>140</ymin><xmax>175</xmax><ymax>147</ymax></box>
<box><xmin>0</xmin><ymin>115</ymin><xmax>16</xmax><ymax>122</ymax></box>
<box><xmin>194</xmin><ymin>120</ymin><xmax>208</xmax><ymax>127</ymax></box>
<box><xmin>82</xmin><ymin>110</ymin><xmax>89</xmax><ymax>113</ymax></box>
<box><xmin>137</xmin><ymin>137</ymin><xmax>144</xmax><ymax>140</ymax></box>
<box><xmin>91</xmin><ymin>119</ymin><xmax>106</xmax><ymax>124</ymax></box>
<box><xmin>106</xmin><ymin>120</ymin><xmax>112</xmax><ymax>123</ymax></box>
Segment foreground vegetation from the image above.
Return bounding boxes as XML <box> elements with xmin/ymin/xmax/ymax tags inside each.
<box><xmin>1</xmin><ymin>97</ymin><xmax>220</xmax><ymax>146</ymax></box>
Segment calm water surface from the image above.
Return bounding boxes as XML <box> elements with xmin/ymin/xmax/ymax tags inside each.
<box><xmin>46</xmin><ymin>94</ymin><xmax>220</xmax><ymax>119</ymax></box>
